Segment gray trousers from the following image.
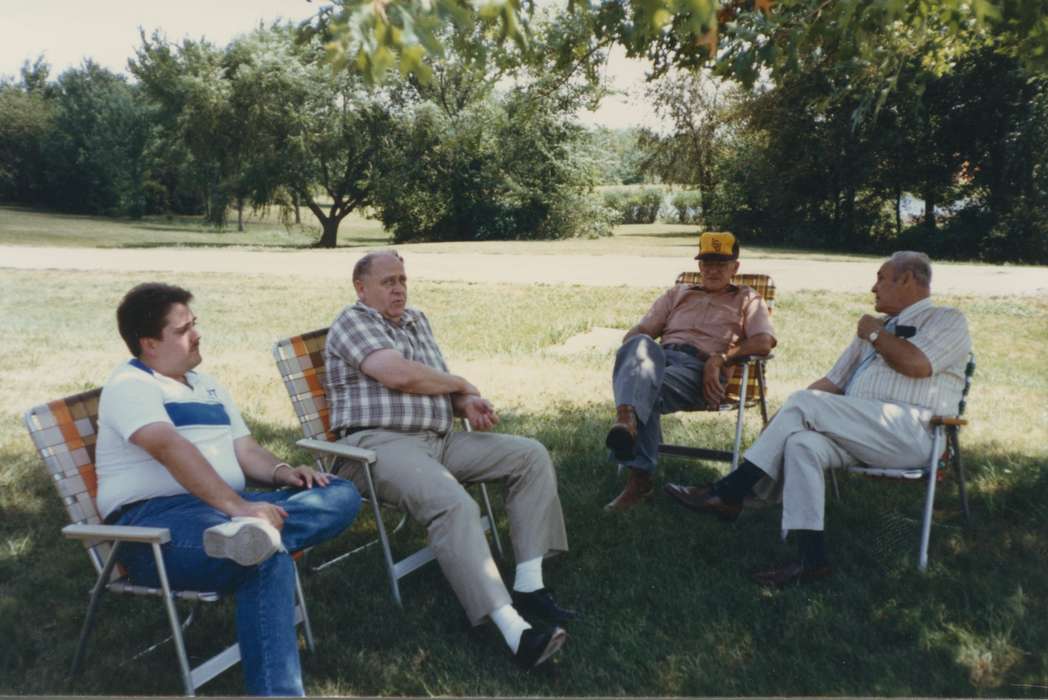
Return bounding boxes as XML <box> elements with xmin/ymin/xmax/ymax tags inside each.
<box><xmin>611</xmin><ymin>335</ymin><xmax>709</xmax><ymax>472</ymax></box>
<box><xmin>338</xmin><ymin>428</ymin><xmax>568</xmax><ymax>625</ymax></box>
<box><xmin>745</xmin><ymin>390</ymin><xmax>933</xmax><ymax>531</ymax></box>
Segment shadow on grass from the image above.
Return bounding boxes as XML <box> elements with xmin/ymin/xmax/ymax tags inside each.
<box><xmin>4</xmin><ymin>407</ymin><xmax>1047</xmax><ymax>696</ymax></box>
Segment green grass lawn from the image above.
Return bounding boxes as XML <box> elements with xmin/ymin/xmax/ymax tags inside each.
<box><xmin>1</xmin><ymin>267</ymin><xmax>1046</xmax><ymax>696</ymax></box>
<box><xmin>0</xmin><ymin>204</ymin><xmax>885</xmax><ymax>261</ymax></box>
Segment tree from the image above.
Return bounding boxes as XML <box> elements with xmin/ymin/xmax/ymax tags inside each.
<box><xmin>40</xmin><ymin>61</ymin><xmax>152</xmax><ymax>216</ymax></box>
<box><xmin>636</xmin><ymin>71</ymin><xmax>737</xmax><ymax>210</ymax></box>
<box><xmin>304</xmin><ymin>0</ymin><xmax>1048</xmax><ymax>94</ymax></box>
<box><xmin>132</xmin><ymin>26</ymin><xmax>396</xmax><ymax>245</ymax></box>
<box><xmin>132</xmin><ymin>35</ymin><xmax>239</xmax><ymax>225</ymax></box>
<box><xmin>368</xmin><ymin>21</ymin><xmax>612</xmax><ymax>242</ymax></box>
<box><xmin>0</xmin><ymin>72</ymin><xmax>54</xmax><ymax>204</ymax></box>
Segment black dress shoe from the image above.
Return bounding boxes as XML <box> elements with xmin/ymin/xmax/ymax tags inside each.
<box><xmin>512</xmin><ymin>588</ymin><xmax>579</xmax><ymax>623</ymax></box>
<box><xmin>751</xmin><ymin>561</ymin><xmax>833</xmax><ymax>587</ymax></box>
<box><xmin>514</xmin><ymin>626</ymin><xmax>567</xmax><ymax>669</ymax></box>
<box><xmin>663</xmin><ymin>482</ymin><xmax>742</xmax><ymax>522</ymax></box>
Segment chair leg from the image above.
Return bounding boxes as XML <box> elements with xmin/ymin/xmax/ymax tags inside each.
<box><xmin>151</xmin><ymin>542</ymin><xmax>195</xmax><ymax>696</ymax></box>
<box><xmin>756</xmin><ymin>361</ymin><xmax>769</xmax><ymax>426</ymax></box>
<box><xmin>362</xmin><ymin>462</ymin><xmax>403</xmax><ymax>607</ymax></box>
<box><xmin>829</xmin><ymin>468</ymin><xmax>841</xmax><ymax>501</ymax></box>
<box><xmin>70</xmin><ymin>541</ymin><xmax>123</xmax><ymax>679</ymax></box>
<box><xmin>478</xmin><ymin>483</ymin><xmax>505</xmax><ymax>560</ymax></box>
<box><xmin>918</xmin><ymin>429</ymin><xmax>946</xmax><ymax>573</ymax></box>
<box><xmin>730</xmin><ymin>363</ymin><xmax>750</xmax><ymax>471</ymax></box>
<box><xmin>293</xmin><ymin>563</ymin><xmax>316</xmax><ymax>652</ymax></box>
<box><xmin>950</xmin><ymin>428</ymin><xmax>972</xmax><ymax>525</ymax></box>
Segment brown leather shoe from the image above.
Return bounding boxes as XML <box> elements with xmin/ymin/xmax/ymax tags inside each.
<box><xmin>663</xmin><ymin>482</ymin><xmax>743</xmax><ymax>522</ymax></box>
<box><xmin>605</xmin><ymin>404</ymin><xmax>637</xmax><ymax>461</ymax></box>
<box><xmin>751</xmin><ymin>561</ymin><xmax>833</xmax><ymax>587</ymax></box>
<box><xmin>604</xmin><ymin>469</ymin><xmax>653</xmax><ymax>512</ymax></box>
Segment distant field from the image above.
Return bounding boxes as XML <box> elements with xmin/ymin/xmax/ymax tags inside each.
<box><xmin>0</xmin><ymin>205</ymin><xmax>877</xmax><ymax>261</ymax></box>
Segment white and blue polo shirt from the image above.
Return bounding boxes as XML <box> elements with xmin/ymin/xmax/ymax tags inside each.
<box><xmin>95</xmin><ymin>359</ymin><xmax>251</xmax><ymax>519</ymax></box>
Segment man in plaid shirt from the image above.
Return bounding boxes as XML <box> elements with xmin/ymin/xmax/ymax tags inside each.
<box><xmin>325</xmin><ymin>250</ymin><xmax>573</xmax><ymax>669</ymax></box>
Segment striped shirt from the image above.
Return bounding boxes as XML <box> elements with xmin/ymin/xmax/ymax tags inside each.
<box><xmin>325</xmin><ymin>302</ymin><xmax>454</xmax><ymax>434</ymax></box>
<box><xmin>826</xmin><ymin>297</ymin><xmax>972</xmax><ymax>416</ymax></box>
<box><xmin>95</xmin><ymin>359</ymin><xmax>251</xmax><ymax>519</ymax></box>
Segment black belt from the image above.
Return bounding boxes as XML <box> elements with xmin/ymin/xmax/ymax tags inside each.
<box><xmin>334</xmin><ymin>426</ymin><xmax>374</xmax><ymax>439</ymax></box>
<box><xmin>662</xmin><ymin>343</ymin><xmax>711</xmax><ymax>362</ymax></box>
<box><xmin>104</xmin><ymin>499</ymin><xmax>147</xmax><ymax>525</ymax></box>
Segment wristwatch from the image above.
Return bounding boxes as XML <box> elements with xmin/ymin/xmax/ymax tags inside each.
<box><xmin>867</xmin><ymin>329</ymin><xmax>880</xmax><ymax>344</ymax></box>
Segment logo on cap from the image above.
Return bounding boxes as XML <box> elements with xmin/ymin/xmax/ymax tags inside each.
<box><xmin>695</xmin><ymin>231</ymin><xmax>739</xmax><ymax>260</ymax></box>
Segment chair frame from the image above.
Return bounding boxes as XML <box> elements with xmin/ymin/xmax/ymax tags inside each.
<box><xmin>657</xmin><ymin>271</ymin><xmax>775</xmax><ymax>470</ymax></box>
<box><xmin>25</xmin><ymin>388</ymin><xmax>315</xmax><ymax>697</ymax></box>
<box><xmin>830</xmin><ymin>354</ymin><xmax>975</xmax><ymax>571</ymax></box>
<box><xmin>273</xmin><ymin>328</ymin><xmax>504</xmax><ymax>608</ymax></box>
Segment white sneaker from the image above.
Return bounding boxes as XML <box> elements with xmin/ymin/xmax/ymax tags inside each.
<box><xmin>203</xmin><ymin>517</ymin><xmax>283</xmax><ymax>566</ymax></box>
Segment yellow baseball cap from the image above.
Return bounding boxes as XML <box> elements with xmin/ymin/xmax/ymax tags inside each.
<box><xmin>694</xmin><ymin>231</ymin><xmax>739</xmax><ymax>261</ymax></box>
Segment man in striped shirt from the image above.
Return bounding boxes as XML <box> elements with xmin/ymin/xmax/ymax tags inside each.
<box><xmin>665</xmin><ymin>251</ymin><xmax>972</xmax><ymax>585</ymax></box>
<box><xmin>326</xmin><ymin>250</ymin><xmax>573</xmax><ymax>669</ymax></box>
<box><xmin>96</xmin><ymin>283</ymin><xmax>361</xmax><ymax>696</ymax></box>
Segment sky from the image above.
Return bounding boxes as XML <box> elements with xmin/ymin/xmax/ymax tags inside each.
<box><xmin>0</xmin><ymin>0</ymin><xmax>658</xmax><ymax>130</ymax></box>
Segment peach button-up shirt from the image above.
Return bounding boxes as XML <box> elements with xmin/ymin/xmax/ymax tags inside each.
<box><xmin>635</xmin><ymin>284</ymin><xmax>775</xmax><ymax>356</ymax></box>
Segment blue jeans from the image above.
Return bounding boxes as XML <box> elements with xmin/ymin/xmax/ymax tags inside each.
<box><xmin>611</xmin><ymin>335</ymin><xmax>709</xmax><ymax>472</ymax></box>
<box><xmin>113</xmin><ymin>478</ymin><xmax>361</xmax><ymax>696</ymax></box>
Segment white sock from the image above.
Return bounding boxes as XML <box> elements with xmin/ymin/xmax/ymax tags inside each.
<box><xmin>512</xmin><ymin>556</ymin><xmax>544</xmax><ymax>593</ymax></box>
<box><xmin>491</xmin><ymin>604</ymin><xmax>531</xmax><ymax>653</ymax></box>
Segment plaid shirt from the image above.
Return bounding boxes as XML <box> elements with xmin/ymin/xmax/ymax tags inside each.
<box><xmin>325</xmin><ymin>302</ymin><xmax>455</xmax><ymax>434</ymax></box>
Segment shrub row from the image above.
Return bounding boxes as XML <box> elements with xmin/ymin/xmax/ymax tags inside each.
<box><xmin>601</xmin><ymin>188</ymin><xmax>705</xmax><ymax>225</ymax></box>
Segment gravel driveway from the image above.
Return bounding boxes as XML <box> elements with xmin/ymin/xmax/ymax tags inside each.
<box><xmin>2</xmin><ymin>245</ymin><xmax>1044</xmax><ymax>296</ymax></box>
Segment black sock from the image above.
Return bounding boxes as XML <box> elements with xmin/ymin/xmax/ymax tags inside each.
<box><xmin>713</xmin><ymin>460</ymin><xmax>764</xmax><ymax>504</ymax></box>
<box><xmin>797</xmin><ymin>529</ymin><xmax>828</xmax><ymax>569</ymax></box>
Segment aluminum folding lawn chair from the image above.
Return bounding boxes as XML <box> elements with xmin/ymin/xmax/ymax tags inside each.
<box><xmin>657</xmin><ymin>271</ymin><xmax>776</xmax><ymax>470</ymax></box>
<box><xmin>24</xmin><ymin>388</ymin><xmax>315</xmax><ymax>697</ymax></box>
<box><xmin>272</xmin><ymin>327</ymin><xmax>504</xmax><ymax>607</ymax></box>
<box><xmin>830</xmin><ymin>354</ymin><xmax>976</xmax><ymax>571</ymax></box>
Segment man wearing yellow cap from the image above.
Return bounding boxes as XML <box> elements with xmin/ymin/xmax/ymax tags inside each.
<box><xmin>604</xmin><ymin>232</ymin><xmax>777</xmax><ymax>511</ymax></box>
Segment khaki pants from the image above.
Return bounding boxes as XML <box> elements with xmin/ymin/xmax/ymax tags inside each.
<box><xmin>338</xmin><ymin>429</ymin><xmax>568</xmax><ymax>625</ymax></box>
<box><xmin>744</xmin><ymin>390</ymin><xmax>933</xmax><ymax>532</ymax></box>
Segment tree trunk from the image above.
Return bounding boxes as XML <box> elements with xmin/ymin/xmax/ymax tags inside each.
<box><xmin>317</xmin><ymin>217</ymin><xmax>339</xmax><ymax>248</ymax></box>
<box><xmin>236</xmin><ymin>198</ymin><xmax>244</xmax><ymax>232</ymax></box>
<box><xmin>842</xmin><ymin>185</ymin><xmax>856</xmax><ymax>245</ymax></box>
<box><xmin>292</xmin><ymin>191</ymin><xmax>302</xmax><ymax>224</ymax></box>
<box><xmin>924</xmin><ymin>189</ymin><xmax>936</xmax><ymax>231</ymax></box>
<box><xmin>895</xmin><ymin>186</ymin><xmax>902</xmax><ymax>235</ymax></box>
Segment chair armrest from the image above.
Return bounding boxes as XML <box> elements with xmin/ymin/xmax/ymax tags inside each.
<box><xmin>62</xmin><ymin>523</ymin><xmax>171</xmax><ymax>544</ymax></box>
<box><xmin>727</xmin><ymin>353</ymin><xmax>774</xmax><ymax>366</ymax></box>
<box><xmin>930</xmin><ymin>416</ymin><xmax>968</xmax><ymax>426</ymax></box>
<box><xmin>296</xmin><ymin>438</ymin><xmax>377</xmax><ymax>465</ymax></box>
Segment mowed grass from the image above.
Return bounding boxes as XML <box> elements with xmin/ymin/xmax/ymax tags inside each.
<box><xmin>1</xmin><ymin>268</ymin><xmax>1047</xmax><ymax>697</ymax></box>
<box><xmin>0</xmin><ymin>205</ymin><xmax>885</xmax><ymax>261</ymax></box>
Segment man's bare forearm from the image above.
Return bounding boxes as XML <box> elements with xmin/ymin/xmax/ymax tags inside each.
<box><xmin>873</xmin><ymin>333</ymin><xmax>933</xmax><ymax>378</ymax></box>
<box><xmin>807</xmin><ymin>377</ymin><xmax>843</xmax><ymax>394</ymax></box>
<box><xmin>133</xmin><ymin>425</ymin><xmax>245</xmax><ymax>513</ymax></box>
<box><xmin>361</xmin><ymin>349</ymin><xmax>477</xmax><ymax>396</ymax></box>
<box><xmin>234</xmin><ymin>436</ymin><xmax>285</xmax><ymax>485</ymax></box>
<box><xmin>400</xmin><ymin>362</ymin><xmax>474</xmax><ymax>395</ymax></box>
<box><xmin>725</xmin><ymin>332</ymin><xmax>775</xmax><ymax>361</ymax></box>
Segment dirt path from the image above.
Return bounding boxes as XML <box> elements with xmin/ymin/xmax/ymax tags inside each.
<box><xmin>2</xmin><ymin>245</ymin><xmax>1044</xmax><ymax>296</ymax></box>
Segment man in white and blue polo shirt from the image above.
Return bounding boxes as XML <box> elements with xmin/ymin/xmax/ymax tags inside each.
<box><xmin>95</xmin><ymin>282</ymin><xmax>361</xmax><ymax>697</ymax></box>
